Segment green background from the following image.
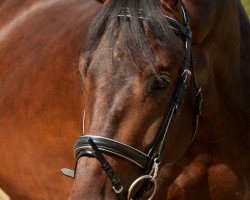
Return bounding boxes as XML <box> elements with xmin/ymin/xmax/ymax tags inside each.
<box><xmin>242</xmin><ymin>0</ymin><xmax>250</xmax><ymax>18</ymax></box>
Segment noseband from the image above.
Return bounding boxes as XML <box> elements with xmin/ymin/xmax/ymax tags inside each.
<box><xmin>62</xmin><ymin>4</ymin><xmax>202</xmax><ymax>200</ymax></box>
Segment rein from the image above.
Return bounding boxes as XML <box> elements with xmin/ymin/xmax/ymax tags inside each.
<box><xmin>62</xmin><ymin>4</ymin><xmax>202</xmax><ymax>200</ymax></box>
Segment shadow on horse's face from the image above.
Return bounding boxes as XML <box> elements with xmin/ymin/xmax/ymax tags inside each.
<box><xmin>69</xmin><ymin>1</ymin><xmax>197</xmax><ymax>200</ymax></box>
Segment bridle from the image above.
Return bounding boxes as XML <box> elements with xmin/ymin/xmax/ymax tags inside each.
<box><xmin>62</xmin><ymin>4</ymin><xmax>202</xmax><ymax>200</ymax></box>
<box><xmin>62</xmin><ymin>4</ymin><xmax>202</xmax><ymax>199</ymax></box>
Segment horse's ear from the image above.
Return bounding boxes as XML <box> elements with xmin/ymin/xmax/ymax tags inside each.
<box><xmin>95</xmin><ymin>0</ymin><xmax>108</xmax><ymax>4</ymax></box>
<box><xmin>161</xmin><ymin>0</ymin><xmax>179</xmax><ymax>12</ymax></box>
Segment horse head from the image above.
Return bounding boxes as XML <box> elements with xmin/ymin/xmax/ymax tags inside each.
<box><xmin>66</xmin><ymin>0</ymin><xmax>203</xmax><ymax>199</ymax></box>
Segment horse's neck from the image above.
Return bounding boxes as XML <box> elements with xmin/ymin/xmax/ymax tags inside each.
<box><xmin>192</xmin><ymin>0</ymin><xmax>250</xmax><ymax>177</ymax></box>
<box><xmin>195</xmin><ymin>0</ymin><xmax>249</xmax><ymax>125</ymax></box>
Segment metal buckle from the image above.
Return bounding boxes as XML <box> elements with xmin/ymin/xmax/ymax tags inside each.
<box><xmin>182</xmin><ymin>69</ymin><xmax>191</xmax><ymax>87</ymax></box>
<box><xmin>112</xmin><ymin>185</ymin><xmax>124</xmax><ymax>194</ymax></box>
<box><xmin>182</xmin><ymin>69</ymin><xmax>191</xmax><ymax>76</ymax></box>
<box><xmin>149</xmin><ymin>158</ymin><xmax>160</xmax><ymax>181</ymax></box>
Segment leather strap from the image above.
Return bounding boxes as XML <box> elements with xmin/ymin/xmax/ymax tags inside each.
<box><xmin>75</xmin><ymin>135</ymin><xmax>150</xmax><ymax>169</ymax></box>
<box><xmin>88</xmin><ymin>138</ymin><xmax>124</xmax><ymax>195</ymax></box>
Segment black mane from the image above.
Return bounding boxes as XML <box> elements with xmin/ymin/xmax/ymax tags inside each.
<box><xmin>81</xmin><ymin>0</ymin><xmax>179</xmax><ymax>72</ymax></box>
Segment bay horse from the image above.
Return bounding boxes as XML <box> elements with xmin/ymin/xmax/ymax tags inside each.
<box><xmin>0</xmin><ymin>0</ymin><xmax>249</xmax><ymax>200</ymax></box>
<box><xmin>0</xmin><ymin>0</ymin><xmax>101</xmax><ymax>199</ymax></box>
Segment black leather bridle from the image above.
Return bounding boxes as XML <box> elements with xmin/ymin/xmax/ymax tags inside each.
<box><xmin>62</xmin><ymin>4</ymin><xmax>202</xmax><ymax>200</ymax></box>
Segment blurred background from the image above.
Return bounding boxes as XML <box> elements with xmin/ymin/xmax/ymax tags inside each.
<box><xmin>242</xmin><ymin>0</ymin><xmax>250</xmax><ymax>17</ymax></box>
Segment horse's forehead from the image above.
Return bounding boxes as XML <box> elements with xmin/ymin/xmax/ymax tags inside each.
<box><xmin>87</xmin><ymin>47</ymin><xmax>147</xmax><ymax>80</ymax></box>
<box><xmin>87</xmin><ymin>43</ymin><xmax>171</xmax><ymax>79</ymax></box>
<box><xmin>84</xmin><ymin>27</ymin><xmax>182</xmax><ymax>82</ymax></box>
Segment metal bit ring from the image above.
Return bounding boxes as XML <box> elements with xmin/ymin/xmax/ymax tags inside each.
<box><xmin>127</xmin><ymin>175</ymin><xmax>157</xmax><ymax>200</ymax></box>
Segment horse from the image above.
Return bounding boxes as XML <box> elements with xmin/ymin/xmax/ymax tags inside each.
<box><xmin>66</xmin><ymin>0</ymin><xmax>250</xmax><ymax>199</ymax></box>
<box><xmin>0</xmin><ymin>0</ymin><xmax>101</xmax><ymax>199</ymax></box>
<box><xmin>0</xmin><ymin>0</ymin><xmax>249</xmax><ymax>200</ymax></box>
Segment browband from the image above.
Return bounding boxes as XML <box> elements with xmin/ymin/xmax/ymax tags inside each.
<box><xmin>117</xmin><ymin>6</ymin><xmax>191</xmax><ymax>39</ymax></box>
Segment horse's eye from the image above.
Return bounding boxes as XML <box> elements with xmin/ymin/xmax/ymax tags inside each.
<box><xmin>148</xmin><ymin>75</ymin><xmax>172</xmax><ymax>93</ymax></box>
<box><xmin>155</xmin><ymin>75</ymin><xmax>171</xmax><ymax>89</ymax></box>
